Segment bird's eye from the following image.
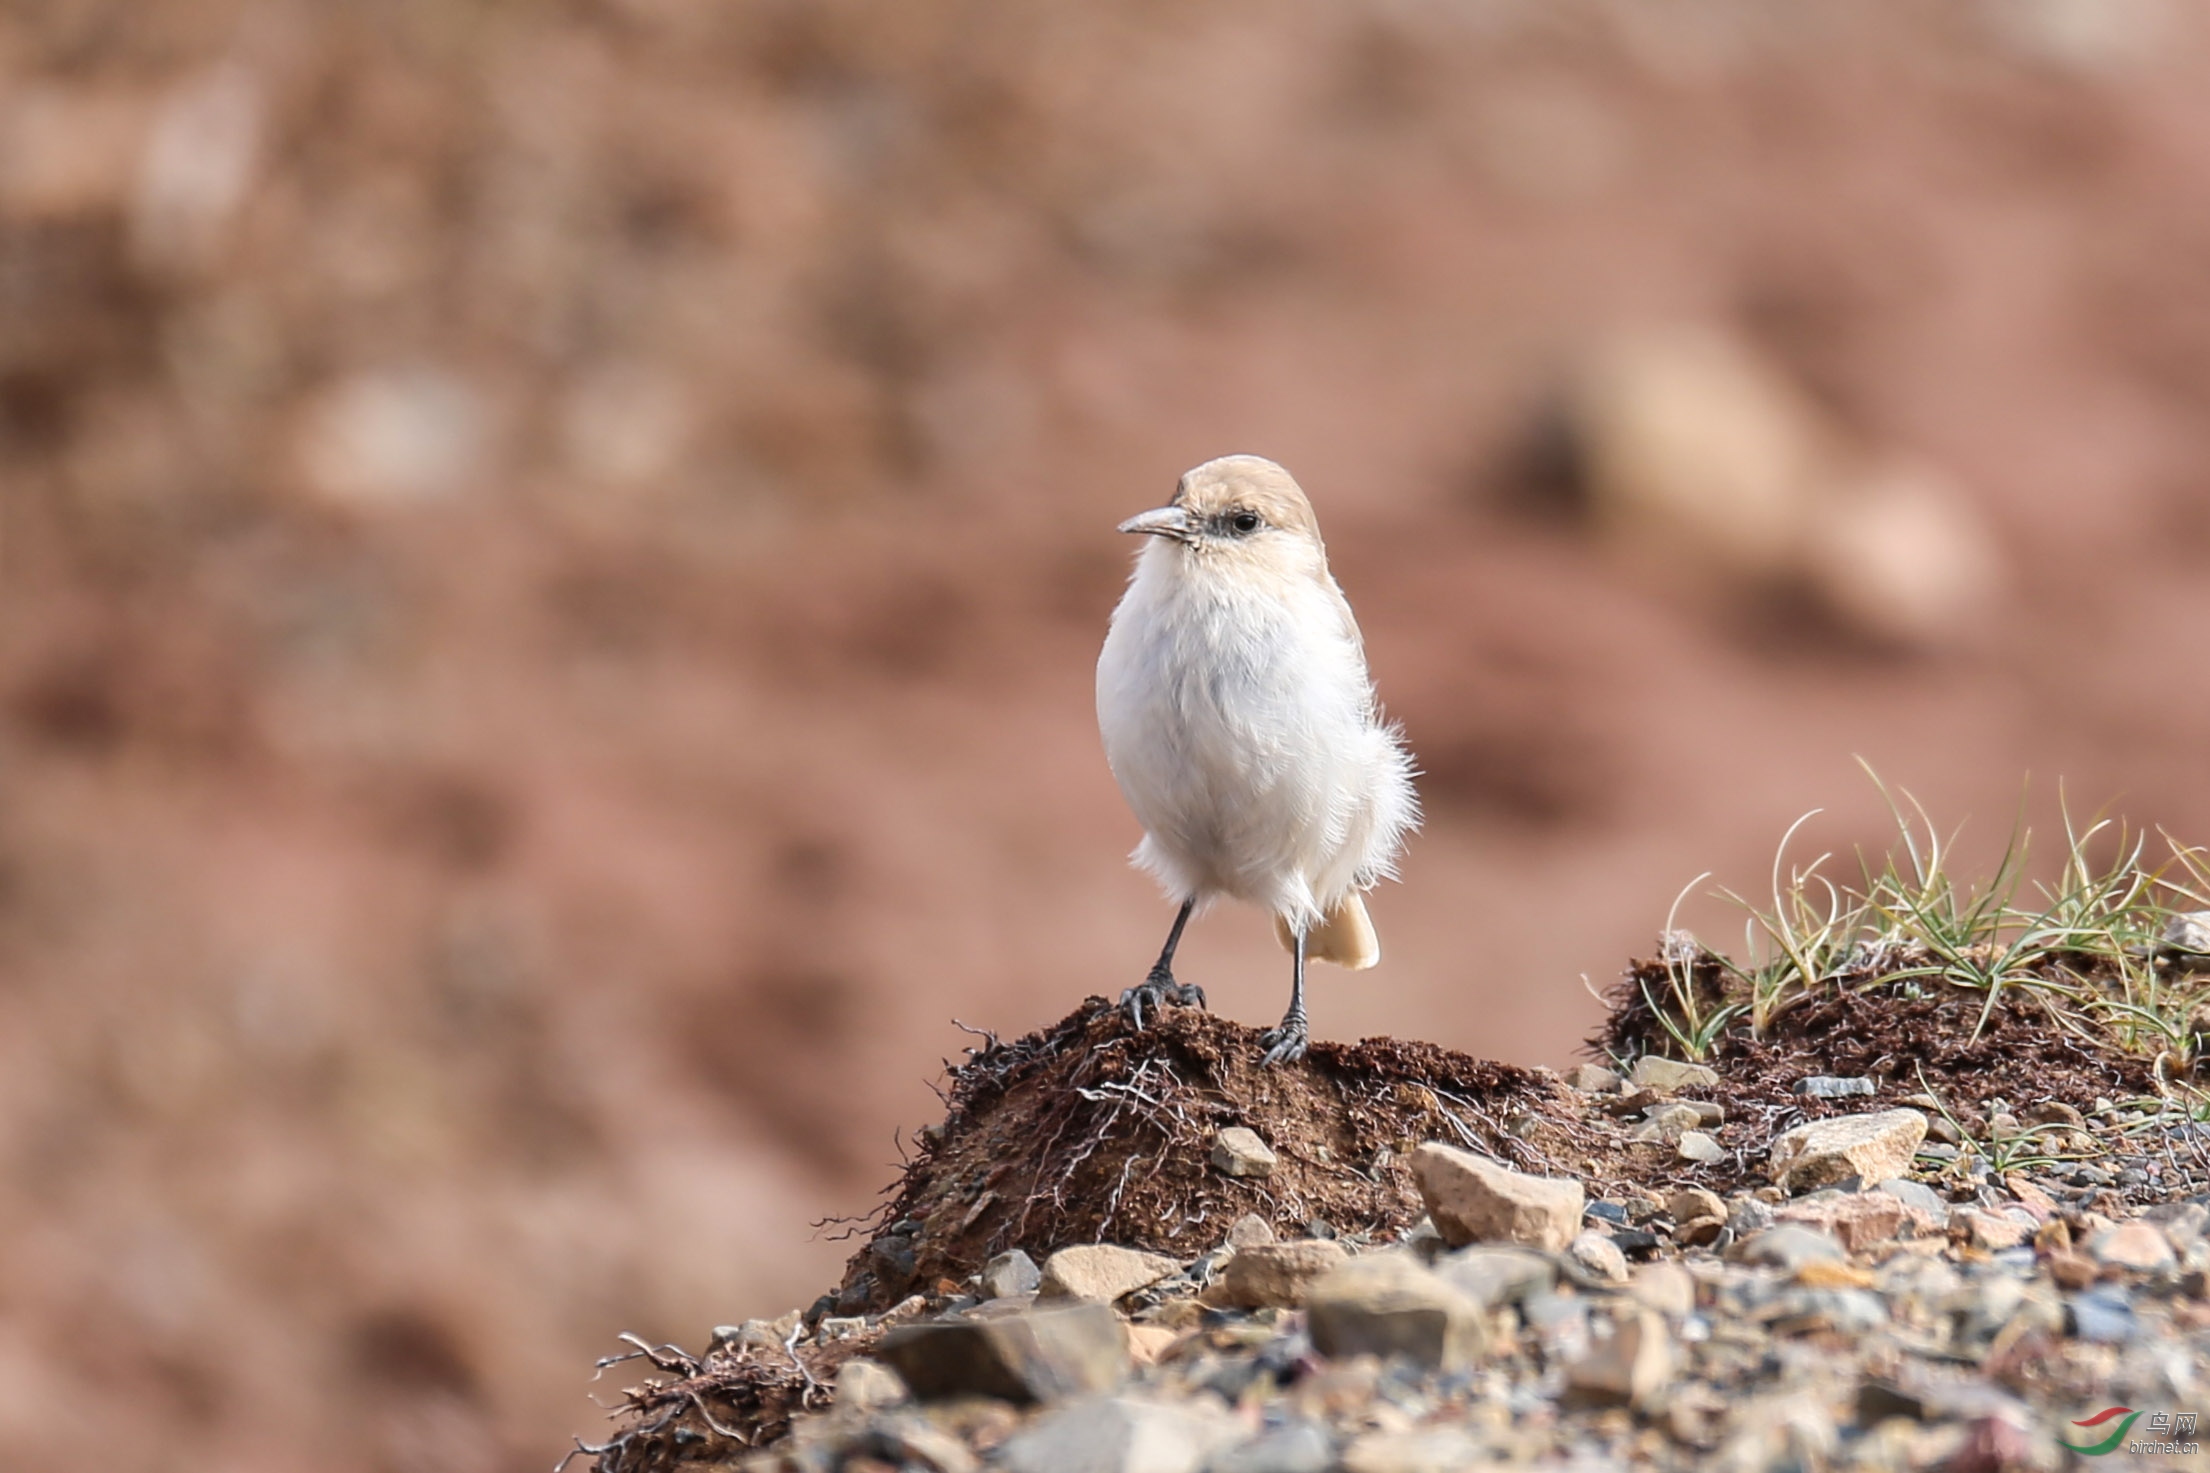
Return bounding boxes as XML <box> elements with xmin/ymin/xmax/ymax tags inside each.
<box><xmin>1229</xmin><ymin>511</ymin><xmax>1262</xmax><ymax>535</ymax></box>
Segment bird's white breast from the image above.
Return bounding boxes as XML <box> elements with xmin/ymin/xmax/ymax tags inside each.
<box><xmin>1097</xmin><ymin>543</ymin><xmax>1407</xmax><ymax>919</ymax></box>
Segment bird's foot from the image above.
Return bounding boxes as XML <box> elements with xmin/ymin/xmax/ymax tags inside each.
<box><xmin>1119</xmin><ymin>969</ymin><xmax>1207</xmax><ymax>1030</ymax></box>
<box><xmin>1258</xmin><ymin>1013</ymin><xmax>1309</xmax><ymax>1067</ymax></box>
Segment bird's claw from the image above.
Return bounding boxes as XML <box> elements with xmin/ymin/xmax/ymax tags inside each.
<box><xmin>1258</xmin><ymin>1017</ymin><xmax>1309</xmax><ymax>1066</ymax></box>
<box><xmin>1120</xmin><ymin>971</ymin><xmax>1207</xmax><ymax>1030</ymax></box>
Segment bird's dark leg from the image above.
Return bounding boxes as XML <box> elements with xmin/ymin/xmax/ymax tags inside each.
<box><xmin>1259</xmin><ymin>925</ymin><xmax>1309</xmax><ymax>1065</ymax></box>
<box><xmin>1120</xmin><ymin>898</ymin><xmax>1206</xmax><ymax>1029</ymax></box>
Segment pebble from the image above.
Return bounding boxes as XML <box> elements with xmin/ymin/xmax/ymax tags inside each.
<box><xmin>1734</xmin><ymin>1225</ymin><xmax>1844</xmax><ymax>1271</ymax></box>
<box><xmin>1225</xmin><ymin>1214</ymin><xmax>1277</xmax><ymax>1250</ymax></box>
<box><xmin>2088</xmin><ymin>1220</ymin><xmax>2177</xmax><ymax>1273</ymax></box>
<box><xmin>1039</xmin><ymin>1245</ymin><xmax>1182</xmax><ymax>1304</ymax></box>
<box><xmin>1767</xmin><ymin>1109</ymin><xmax>1928</xmax><ymax>1192</ymax></box>
<box><xmin>1208</xmin><ymin>1420</ymin><xmax>1335</xmax><ymax>1473</ymax></box>
<box><xmin>1677</xmin><ymin>1129</ymin><xmax>1726</xmax><ymax>1163</ymax></box>
<box><xmin>1571</xmin><ymin>1063</ymin><xmax>1623</xmax><ymax>1093</ymax></box>
<box><xmin>1211</xmin><ymin>1127</ymin><xmax>1279</xmax><ymax>1179</ymax></box>
<box><xmin>1567</xmin><ymin>1229</ymin><xmax>1630</xmax><ymax>1284</ymax></box>
<box><xmin>1306</xmin><ymin>1254</ymin><xmax>1489</xmax><ymax>1370</ymax></box>
<box><xmin>1410</xmin><ymin>1143</ymin><xmax>1585</xmax><ymax>1252</ymax></box>
<box><xmin>1628</xmin><ymin>1056</ymin><xmax>1721</xmax><ymax>1094</ymax></box>
<box><xmin>982</xmin><ymin>1249</ymin><xmax>1043</xmax><ymax>1300</ymax></box>
<box><xmin>1434</xmin><ymin>1245</ymin><xmax>1557</xmax><ymax>1309</ymax></box>
<box><xmin>1794</xmin><ymin>1075</ymin><xmax>1877</xmax><ymax>1099</ymax></box>
<box><xmin>877</xmin><ymin>1303</ymin><xmax>1130</xmax><ymax>1403</ymax></box>
<box><xmin>994</xmin><ymin>1394</ymin><xmax>1238</xmax><ymax>1473</ymax></box>
<box><xmin>833</xmin><ymin>1358</ymin><xmax>909</xmax><ymax>1411</ymax></box>
<box><xmin>1564</xmin><ymin>1310</ymin><xmax>1674</xmax><ymax>1409</ymax></box>
<box><xmin>1214</xmin><ymin>1240</ymin><xmax>1351</xmax><ymax>1309</ymax></box>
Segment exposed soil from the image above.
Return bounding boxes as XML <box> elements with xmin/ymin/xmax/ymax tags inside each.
<box><xmin>834</xmin><ymin>998</ymin><xmax>1586</xmax><ymax>1310</ymax></box>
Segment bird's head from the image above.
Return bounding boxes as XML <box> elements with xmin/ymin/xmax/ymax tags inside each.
<box><xmin>1118</xmin><ymin>455</ymin><xmax>1327</xmax><ymax>583</ymax></box>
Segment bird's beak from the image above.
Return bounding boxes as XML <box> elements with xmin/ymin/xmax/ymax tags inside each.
<box><xmin>1118</xmin><ymin>505</ymin><xmax>1195</xmax><ymax>542</ymax></box>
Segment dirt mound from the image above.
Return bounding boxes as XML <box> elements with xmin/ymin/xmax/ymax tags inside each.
<box><xmin>1598</xmin><ymin>952</ymin><xmax>2162</xmax><ymax>1125</ymax></box>
<box><xmin>831</xmin><ymin>998</ymin><xmax>1584</xmax><ymax>1310</ymax></box>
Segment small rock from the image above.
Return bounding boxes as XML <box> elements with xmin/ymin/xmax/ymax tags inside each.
<box><xmin>2146</xmin><ymin>1202</ymin><xmax>2209</xmax><ymax>1249</ymax></box>
<box><xmin>1767</xmin><ymin>1109</ymin><xmax>1928</xmax><ymax>1192</ymax></box>
<box><xmin>981</xmin><ymin>1249</ymin><xmax>1042</xmax><ymax>1300</ymax></box>
<box><xmin>1727</xmin><ymin>1196</ymin><xmax>1776</xmax><ymax>1237</ymax></box>
<box><xmin>1676</xmin><ymin>1130</ymin><xmax>1726</xmax><ymax>1163</ymax></box>
<box><xmin>1627</xmin><ymin>1262</ymin><xmax>1696</xmax><ymax>1317</ymax></box>
<box><xmin>1210</xmin><ymin>1127</ymin><xmax>1278</xmax><ymax>1179</ymax></box>
<box><xmin>2163</xmin><ymin>911</ymin><xmax>2210</xmax><ymax>954</ymax></box>
<box><xmin>1667</xmin><ymin>1186</ymin><xmax>1726</xmax><ymax>1225</ymax></box>
<box><xmin>833</xmin><ymin>1358</ymin><xmax>909</xmax><ymax>1411</ymax></box>
<box><xmin>1777</xmin><ymin>1193</ymin><xmax>1923</xmax><ymax>1253</ymax></box>
<box><xmin>1125</xmin><ymin>1325</ymin><xmax>1179</xmax><ymax>1366</ymax></box>
<box><xmin>995</xmin><ymin>1395</ymin><xmax>1239</xmax><ymax>1473</ymax></box>
<box><xmin>1874</xmin><ymin>1178</ymin><xmax>1949</xmax><ymax>1226</ymax></box>
<box><xmin>2069</xmin><ymin>1287</ymin><xmax>2139</xmax><ymax>1344</ymax></box>
<box><xmin>878</xmin><ymin>1303</ymin><xmax>1128</xmax><ymax>1403</ymax></box>
<box><xmin>1306</xmin><ymin>1254</ymin><xmax>1489</xmax><ymax>1369</ymax></box>
<box><xmin>1337</xmin><ymin>1428</ymin><xmax>1488</xmax><ymax>1473</ymax></box>
<box><xmin>1565</xmin><ymin>1310</ymin><xmax>1674</xmax><ymax>1409</ymax></box>
<box><xmin>2047</xmin><ymin>1250</ymin><xmax>2099</xmax><ymax>1291</ymax></box>
<box><xmin>1410</xmin><ymin>1142</ymin><xmax>1585</xmax><ymax>1252</ymax></box>
<box><xmin>1571</xmin><ymin>1063</ymin><xmax>1623</xmax><ymax>1093</ymax></box>
<box><xmin>1224</xmin><ymin>1214</ymin><xmax>1277</xmax><ymax>1250</ymax></box>
<box><xmin>1567</xmin><ymin>1230</ymin><xmax>1629</xmax><ymax>1284</ymax></box>
<box><xmin>1632</xmin><ymin>1102</ymin><xmax>1705</xmax><ymax>1144</ymax></box>
<box><xmin>1794</xmin><ymin>1075</ymin><xmax>1876</xmax><ymax>1099</ymax></box>
<box><xmin>1039</xmin><ymin>1245</ymin><xmax>1182</xmax><ymax>1304</ymax></box>
<box><xmin>1207</xmin><ymin>1420</ymin><xmax>1335</xmax><ymax>1473</ymax></box>
<box><xmin>1433</xmin><ymin>1245</ymin><xmax>1557</xmax><ymax>1309</ymax></box>
<box><xmin>2088</xmin><ymin>1220</ymin><xmax>2177</xmax><ymax>1273</ymax></box>
<box><xmin>1629</xmin><ymin>1056</ymin><xmax>1720</xmax><ymax>1094</ymax></box>
<box><xmin>1955</xmin><ymin>1208</ymin><xmax>2032</xmax><ymax>1253</ymax></box>
<box><xmin>1214</xmin><ymin>1240</ymin><xmax>1350</xmax><ymax>1309</ymax></box>
<box><xmin>1734</xmin><ymin>1225</ymin><xmax>1844</xmax><ymax>1272</ymax></box>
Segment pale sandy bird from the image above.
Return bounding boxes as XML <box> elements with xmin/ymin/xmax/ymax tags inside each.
<box><xmin>1096</xmin><ymin>455</ymin><xmax>1418</xmax><ymax>1064</ymax></box>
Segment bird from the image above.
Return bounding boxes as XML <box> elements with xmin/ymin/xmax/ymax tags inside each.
<box><xmin>1095</xmin><ymin>454</ymin><xmax>1418</xmax><ymax>1065</ymax></box>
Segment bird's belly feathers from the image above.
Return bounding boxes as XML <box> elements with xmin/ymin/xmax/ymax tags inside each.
<box><xmin>1098</xmin><ymin>579</ymin><xmax>1389</xmax><ymax>902</ymax></box>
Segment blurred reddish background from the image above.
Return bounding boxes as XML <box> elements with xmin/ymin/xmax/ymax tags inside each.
<box><xmin>11</xmin><ymin>1</ymin><xmax>2210</xmax><ymax>1468</ymax></box>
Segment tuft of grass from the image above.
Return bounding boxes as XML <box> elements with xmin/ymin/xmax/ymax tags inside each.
<box><xmin>1646</xmin><ymin>765</ymin><xmax>2210</xmax><ymax>1076</ymax></box>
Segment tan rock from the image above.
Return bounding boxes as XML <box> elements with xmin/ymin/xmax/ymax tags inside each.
<box><xmin>1215</xmin><ymin>1239</ymin><xmax>1351</xmax><ymax>1309</ymax></box>
<box><xmin>1667</xmin><ymin>1187</ymin><xmax>1726</xmax><ymax>1224</ymax></box>
<box><xmin>1629</xmin><ymin>1056</ymin><xmax>1721</xmax><ymax>1094</ymax></box>
<box><xmin>1954</xmin><ymin>1207</ymin><xmax>2031</xmax><ymax>1252</ymax></box>
<box><xmin>1777</xmin><ymin>1192</ymin><xmax>1925</xmax><ymax>1252</ymax></box>
<box><xmin>1340</xmin><ymin>1428</ymin><xmax>1492</xmax><ymax>1473</ymax></box>
<box><xmin>1037</xmin><ymin>1244</ymin><xmax>1181</xmax><ymax>1304</ymax></box>
<box><xmin>1766</xmin><ymin>1110</ymin><xmax>1927</xmax><ymax>1192</ymax></box>
<box><xmin>1411</xmin><ymin>1142</ymin><xmax>1585</xmax><ymax>1252</ymax></box>
<box><xmin>1306</xmin><ymin>1253</ymin><xmax>1489</xmax><ymax>1370</ymax></box>
<box><xmin>1627</xmin><ymin>1262</ymin><xmax>1696</xmax><ymax>1317</ymax></box>
<box><xmin>1565</xmin><ymin>1310</ymin><xmax>1675</xmax><ymax>1409</ymax></box>
<box><xmin>1224</xmin><ymin>1213</ymin><xmax>1276</xmax><ymax>1249</ymax></box>
<box><xmin>1567</xmin><ymin>1230</ymin><xmax>1630</xmax><ymax>1284</ymax></box>
<box><xmin>2088</xmin><ymin>1220</ymin><xmax>2177</xmax><ymax>1274</ymax></box>
<box><xmin>1210</xmin><ymin>1126</ymin><xmax>1278</xmax><ymax>1179</ymax></box>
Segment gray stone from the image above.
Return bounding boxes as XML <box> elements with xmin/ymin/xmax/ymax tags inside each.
<box><xmin>864</xmin><ymin>1412</ymin><xmax>981</xmax><ymax>1473</ymax></box>
<box><xmin>832</xmin><ymin>1358</ymin><xmax>908</xmax><ymax>1411</ymax></box>
<box><xmin>1632</xmin><ymin>1102</ymin><xmax>1705</xmax><ymax>1143</ymax></box>
<box><xmin>1434</xmin><ymin>1245</ymin><xmax>1557</xmax><ymax>1309</ymax></box>
<box><xmin>1564</xmin><ymin>1310</ymin><xmax>1674</xmax><ymax>1409</ymax></box>
<box><xmin>1677</xmin><ymin>1129</ymin><xmax>1726</xmax><ymax>1163</ymax></box>
<box><xmin>996</xmin><ymin>1395</ymin><xmax>1240</xmax><ymax>1473</ymax></box>
<box><xmin>1733</xmin><ymin>1225</ymin><xmax>1844</xmax><ymax>1272</ymax></box>
<box><xmin>1204</xmin><ymin>1421</ymin><xmax>1334</xmax><ymax>1473</ymax></box>
<box><xmin>1211</xmin><ymin>1127</ymin><xmax>1278</xmax><ymax>1179</ymax></box>
<box><xmin>1767</xmin><ymin>1109</ymin><xmax>1928</xmax><ymax>1192</ymax></box>
<box><xmin>1039</xmin><ymin>1244</ymin><xmax>1182</xmax><ymax>1304</ymax></box>
<box><xmin>2070</xmin><ymin>1288</ymin><xmax>2139</xmax><ymax>1344</ymax></box>
<box><xmin>1215</xmin><ymin>1240</ymin><xmax>1350</xmax><ymax>1309</ymax></box>
<box><xmin>1629</xmin><ymin>1056</ymin><xmax>1721</xmax><ymax>1093</ymax></box>
<box><xmin>1567</xmin><ymin>1230</ymin><xmax>1630</xmax><ymax>1284</ymax></box>
<box><xmin>877</xmin><ymin>1303</ymin><xmax>1128</xmax><ymax>1403</ymax></box>
<box><xmin>1306</xmin><ymin>1253</ymin><xmax>1489</xmax><ymax>1369</ymax></box>
<box><xmin>1410</xmin><ymin>1142</ymin><xmax>1585</xmax><ymax>1252</ymax></box>
<box><xmin>1874</xmin><ymin>1178</ymin><xmax>1949</xmax><ymax>1226</ymax></box>
<box><xmin>981</xmin><ymin>1249</ymin><xmax>1042</xmax><ymax>1300</ymax></box>
<box><xmin>1794</xmin><ymin>1075</ymin><xmax>1877</xmax><ymax>1099</ymax></box>
<box><xmin>1225</xmin><ymin>1214</ymin><xmax>1277</xmax><ymax>1249</ymax></box>
<box><xmin>1570</xmin><ymin>1063</ymin><xmax>1624</xmax><ymax>1093</ymax></box>
<box><xmin>2163</xmin><ymin>911</ymin><xmax>2210</xmax><ymax>954</ymax></box>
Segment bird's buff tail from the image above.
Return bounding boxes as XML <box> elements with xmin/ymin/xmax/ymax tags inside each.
<box><xmin>1274</xmin><ymin>893</ymin><xmax>1380</xmax><ymax>971</ymax></box>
